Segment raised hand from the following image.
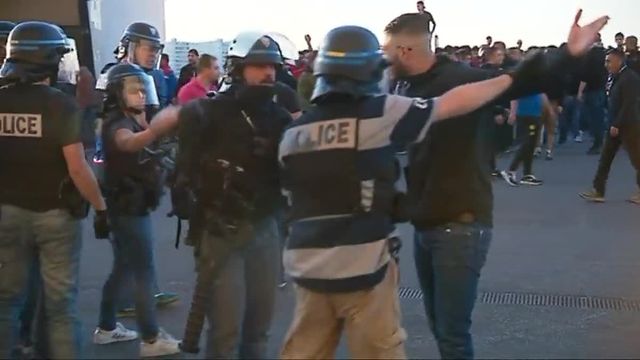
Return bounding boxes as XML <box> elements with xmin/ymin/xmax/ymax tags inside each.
<box><xmin>567</xmin><ymin>9</ymin><xmax>609</xmax><ymax>57</ymax></box>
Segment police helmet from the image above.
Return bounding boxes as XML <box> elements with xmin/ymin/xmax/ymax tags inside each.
<box><xmin>0</xmin><ymin>21</ymin><xmax>73</xmax><ymax>83</ymax></box>
<box><xmin>222</xmin><ymin>32</ymin><xmax>284</xmax><ymax>86</ymax></box>
<box><xmin>103</xmin><ymin>63</ymin><xmax>159</xmax><ymax>114</ymax></box>
<box><xmin>0</xmin><ymin>21</ymin><xmax>16</xmax><ymax>43</ymax></box>
<box><xmin>117</xmin><ymin>22</ymin><xmax>164</xmax><ymax>71</ymax></box>
<box><xmin>311</xmin><ymin>26</ymin><xmax>386</xmax><ymax>102</ymax></box>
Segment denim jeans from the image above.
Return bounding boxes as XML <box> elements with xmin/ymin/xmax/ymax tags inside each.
<box><xmin>559</xmin><ymin>96</ymin><xmax>582</xmax><ymax>143</ymax></box>
<box><xmin>98</xmin><ymin>214</ymin><xmax>159</xmax><ymax>341</ymax></box>
<box><xmin>0</xmin><ymin>205</ymin><xmax>82</xmax><ymax>359</ymax></box>
<box><xmin>204</xmin><ymin>215</ymin><xmax>279</xmax><ymax>359</ymax></box>
<box><xmin>414</xmin><ymin>222</ymin><xmax>492</xmax><ymax>360</ymax></box>
<box><xmin>581</xmin><ymin>90</ymin><xmax>606</xmax><ymax>148</ymax></box>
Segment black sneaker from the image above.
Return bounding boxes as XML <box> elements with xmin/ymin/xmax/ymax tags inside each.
<box><xmin>520</xmin><ymin>175</ymin><xmax>543</xmax><ymax>186</ymax></box>
<box><xmin>500</xmin><ymin>170</ymin><xmax>519</xmax><ymax>186</ymax></box>
<box><xmin>491</xmin><ymin>169</ymin><xmax>501</xmax><ymax>177</ymax></box>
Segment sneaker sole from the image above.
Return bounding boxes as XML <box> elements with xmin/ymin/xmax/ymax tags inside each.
<box><xmin>579</xmin><ymin>194</ymin><xmax>605</xmax><ymax>202</ymax></box>
<box><xmin>93</xmin><ymin>335</ymin><xmax>138</xmax><ymax>345</ymax></box>
<box><xmin>627</xmin><ymin>199</ymin><xmax>640</xmax><ymax>205</ymax></box>
<box><xmin>500</xmin><ymin>173</ymin><xmax>519</xmax><ymax>187</ymax></box>
<box><xmin>140</xmin><ymin>345</ymin><xmax>181</xmax><ymax>358</ymax></box>
<box><xmin>520</xmin><ymin>181</ymin><xmax>543</xmax><ymax>186</ymax></box>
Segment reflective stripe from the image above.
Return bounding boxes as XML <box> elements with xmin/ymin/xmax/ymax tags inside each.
<box><xmin>284</xmin><ymin>238</ymin><xmax>390</xmax><ymax>280</ymax></box>
<box><xmin>10</xmin><ymin>39</ymin><xmax>67</xmax><ymax>46</ymax></box>
<box><xmin>358</xmin><ymin>95</ymin><xmax>413</xmax><ymax>151</ymax></box>
<box><xmin>361</xmin><ymin>180</ymin><xmax>374</xmax><ymax>211</ymax></box>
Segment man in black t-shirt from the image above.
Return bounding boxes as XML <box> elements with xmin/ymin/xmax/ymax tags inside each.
<box><xmin>416</xmin><ymin>1</ymin><xmax>436</xmax><ymax>33</ymax></box>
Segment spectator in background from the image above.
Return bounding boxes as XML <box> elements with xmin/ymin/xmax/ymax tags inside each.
<box><xmin>160</xmin><ymin>53</ymin><xmax>178</xmax><ymax>105</ymax></box>
<box><xmin>177</xmin><ymin>54</ymin><xmax>220</xmax><ymax>105</ymax></box>
<box><xmin>177</xmin><ymin>48</ymin><xmax>199</xmax><ymax>94</ymax></box>
<box><xmin>578</xmin><ymin>35</ymin><xmax>608</xmax><ymax>154</ymax></box>
<box><xmin>416</xmin><ymin>1</ymin><xmax>436</xmax><ymax>33</ymax></box>
<box><xmin>482</xmin><ymin>46</ymin><xmax>511</xmax><ymax>175</ymax></box>
<box><xmin>625</xmin><ymin>36</ymin><xmax>640</xmax><ymax>74</ymax></box>
<box><xmin>506</xmin><ymin>47</ymin><xmax>524</xmax><ymax>67</ymax></box>
<box><xmin>517</xmin><ymin>39</ymin><xmax>523</xmax><ymax>50</ymax></box>
<box><xmin>501</xmin><ymin>93</ymin><xmax>554</xmax><ymax>186</ymax></box>
<box><xmin>559</xmin><ymin>44</ymin><xmax>585</xmax><ymax>145</ymax></box>
<box><xmin>580</xmin><ymin>49</ymin><xmax>640</xmax><ymax>204</ymax></box>
<box><xmin>297</xmin><ymin>50</ymin><xmax>317</xmax><ymax>110</ymax></box>
<box><xmin>455</xmin><ymin>46</ymin><xmax>472</xmax><ymax>65</ymax></box>
<box><xmin>615</xmin><ymin>32</ymin><xmax>625</xmax><ymax>51</ymax></box>
<box><xmin>486</xmin><ymin>35</ymin><xmax>493</xmax><ymax>46</ymax></box>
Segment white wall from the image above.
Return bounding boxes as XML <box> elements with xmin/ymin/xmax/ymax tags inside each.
<box><xmin>87</xmin><ymin>0</ymin><xmax>166</xmax><ymax>74</ymax></box>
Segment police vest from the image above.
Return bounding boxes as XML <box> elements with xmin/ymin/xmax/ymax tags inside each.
<box><xmin>279</xmin><ymin>94</ymin><xmax>436</xmax><ymax>293</ymax></box>
<box><xmin>0</xmin><ymin>83</ymin><xmax>79</xmax><ymax>211</ymax></box>
<box><xmin>179</xmin><ymin>94</ymin><xmax>289</xmax><ymax>220</ymax></box>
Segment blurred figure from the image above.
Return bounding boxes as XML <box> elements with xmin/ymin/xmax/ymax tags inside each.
<box><xmin>177</xmin><ymin>48</ymin><xmax>199</xmax><ymax>94</ymax></box>
<box><xmin>416</xmin><ymin>1</ymin><xmax>436</xmax><ymax>32</ymax></box>
<box><xmin>615</xmin><ymin>32</ymin><xmax>625</xmax><ymax>51</ymax></box>
<box><xmin>159</xmin><ymin>53</ymin><xmax>178</xmax><ymax>105</ymax></box>
<box><xmin>177</xmin><ymin>54</ymin><xmax>220</xmax><ymax>104</ymax></box>
<box><xmin>625</xmin><ymin>36</ymin><xmax>640</xmax><ymax>74</ymax></box>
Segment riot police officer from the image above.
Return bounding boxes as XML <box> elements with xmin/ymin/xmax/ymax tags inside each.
<box><xmin>0</xmin><ymin>21</ymin><xmax>15</xmax><ymax>65</ymax></box>
<box><xmin>95</xmin><ymin>21</ymin><xmax>179</xmax><ymax>315</ymax></box>
<box><xmin>278</xmin><ymin>23</ymin><xmax>607</xmax><ymax>359</ymax></box>
<box><xmin>91</xmin><ymin>62</ymin><xmax>182</xmax><ymax>358</ymax></box>
<box><xmin>0</xmin><ymin>21</ymin><xmax>108</xmax><ymax>359</ymax></box>
<box><xmin>175</xmin><ymin>32</ymin><xmax>291</xmax><ymax>358</ymax></box>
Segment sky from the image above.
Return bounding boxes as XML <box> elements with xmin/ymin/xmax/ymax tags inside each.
<box><xmin>165</xmin><ymin>0</ymin><xmax>638</xmax><ymax>51</ymax></box>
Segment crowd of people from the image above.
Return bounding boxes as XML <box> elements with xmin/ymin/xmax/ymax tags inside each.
<box><xmin>0</xmin><ymin>1</ymin><xmax>637</xmax><ymax>359</ymax></box>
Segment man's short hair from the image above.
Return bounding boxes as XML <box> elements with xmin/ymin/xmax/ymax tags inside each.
<box><xmin>188</xmin><ymin>48</ymin><xmax>199</xmax><ymax>56</ymax></box>
<box><xmin>384</xmin><ymin>13</ymin><xmax>431</xmax><ymax>35</ymax></box>
<box><xmin>416</xmin><ymin>1</ymin><xmax>424</xmax><ymax>5</ymax></box>
<box><xmin>161</xmin><ymin>53</ymin><xmax>169</xmax><ymax>62</ymax></box>
<box><xmin>615</xmin><ymin>32</ymin><xmax>625</xmax><ymax>38</ymax></box>
<box><xmin>196</xmin><ymin>54</ymin><xmax>217</xmax><ymax>73</ymax></box>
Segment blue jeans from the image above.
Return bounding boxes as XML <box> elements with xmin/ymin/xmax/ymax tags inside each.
<box><xmin>414</xmin><ymin>222</ymin><xmax>492</xmax><ymax>360</ymax></box>
<box><xmin>0</xmin><ymin>205</ymin><xmax>82</xmax><ymax>359</ymax></box>
<box><xmin>559</xmin><ymin>96</ymin><xmax>582</xmax><ymax>143</ymax></box>
<box><xmin>581</xmin><ymin>90</ymin><xmax>606</xmax><ymax>148</ymax></box>
<box><xmin>205</xmin><ymin>216</ymin><xmax>279</xmax><ymax>359</ymax></box>
<box><xmin>98</xmin><ymin>214</ymin><xmax>159</xmax><ymax>341</ymax></box>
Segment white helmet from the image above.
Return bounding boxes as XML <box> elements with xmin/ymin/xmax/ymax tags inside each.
<box><xmin>226</xmin><ymin>31</ymin><xmax>283</xmax><ymax>64</ymax></box>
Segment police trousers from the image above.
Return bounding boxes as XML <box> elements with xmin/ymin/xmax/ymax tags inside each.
<box><xmin>281</xmin><ymin>260</ymin><xmax>407</xmax><ymax>359</ymax></box>
<box><xmin>0</xmin><ymin>205</ymin><xmax>82</xmax><ymax>359</ymax></box>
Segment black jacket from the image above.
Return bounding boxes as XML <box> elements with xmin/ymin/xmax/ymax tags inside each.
<box><xmin>609</xmin><ymin>66</ymin><xmax>640</xmax><ymax>129</ymax></box>
<box><xmin>397</xmin><ymin>56</ymin><xmax>495</xmax><ymax>228</ymax></box>
<box><xmin>580</xmin><ymin>46</ymin><xmax>608</xmax><ymax>92</ymax></box>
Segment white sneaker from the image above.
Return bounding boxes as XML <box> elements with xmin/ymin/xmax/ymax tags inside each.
<box><xmin>574</xmin><ymin>131</ymin><xmax>584</xmax><ymax>143</ymax></box>
<box><xmin>500</xmin><ymin>170</ymin><xmax>519</xmax><ymax>187</ymax></box>
<box><xmin>93</xmin><ymin>322</ymin><xmax>138</xmax><ymax>345</ymax></box>
<box><xmin>140</xmin><ymin>328</ymin><xmax>181</xmax><ymax>358</ymax></box>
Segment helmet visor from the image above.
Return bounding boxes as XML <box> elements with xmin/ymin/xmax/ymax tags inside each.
<box><xmin>57</xmin><ymin>38</ymin><xmax>79</xmax><ymax>84</ymax></box>
<box><xmin>128</xmin><ymin>39</ymin><xmax>163</xmax><ymax>70</ymax></box>
<box><xmin>121</xmin><ymin>73</ymin><xmax>159</xmax><ymax>108</ymax></box>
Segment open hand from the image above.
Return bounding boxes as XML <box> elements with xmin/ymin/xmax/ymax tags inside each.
<box><xmin>566</xmin><ymin>9</ymin><xmax>609</xmax><ymax>57</ymax></box>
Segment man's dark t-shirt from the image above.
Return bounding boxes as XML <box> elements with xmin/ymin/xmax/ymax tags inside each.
<box><xmin>581</xmin><ymin>46</ymin><xmax>608</xmax><ymax>92</ymax></box>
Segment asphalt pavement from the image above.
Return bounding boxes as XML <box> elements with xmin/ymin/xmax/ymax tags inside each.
<box><xmin>76</xmin><ymin>140</ymin><xmax>640</xmax><ymax>359</ymax></box>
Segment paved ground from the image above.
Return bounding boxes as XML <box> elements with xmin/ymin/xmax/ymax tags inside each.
<box><xmin>74</xmin><ymin>140</ymin><xmax>640</xmax><ymax>359</ymax></box>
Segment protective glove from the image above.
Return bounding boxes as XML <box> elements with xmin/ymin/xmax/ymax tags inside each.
<box><xmin>94</xmin><ymin>210</ymin><xmax>110</xmax><ymax>239</ymax></box>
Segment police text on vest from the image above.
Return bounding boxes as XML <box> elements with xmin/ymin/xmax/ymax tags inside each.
<box><xmin>0</xmin><ymin>114</ymin><xmax>43</xmax><ymax>138</ymax></box>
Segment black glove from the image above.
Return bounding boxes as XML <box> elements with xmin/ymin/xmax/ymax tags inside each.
<box><xmin>506</xmin><ymin>47</ymin><xmax>576</xmax><ymax>99</ymax></box>
<box><xmin>94</xmin><ymin>210</ymin><xmax>110</xmax><ymax>239</ymax></box>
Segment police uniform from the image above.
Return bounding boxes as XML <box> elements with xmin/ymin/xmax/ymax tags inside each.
<box><xmin>93</xmin><ymin>63</ymin><xmax>181</xmax><ymax>357</ymax></box>
<box><xmin>0</xmin><ymin>21</ymin><xmax>84</xmax><ymax>359</ymax></box>
<box><xmin>176</xmin><ymin>32</ymin><xmax>291</xmax><ymax>359</ymax></box>
<box><xmin>279</xmin><ymin>26</ymin><xmax>438</xmax><ymax>359</ymax></box>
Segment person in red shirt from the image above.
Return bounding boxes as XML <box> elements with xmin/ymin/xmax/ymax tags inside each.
<box><xmin>177</xmin><ymin>54</ymin><xmax>220</xmax><ymax>104</ymax></box>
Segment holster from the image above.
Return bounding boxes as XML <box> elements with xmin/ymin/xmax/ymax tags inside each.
<box><xmin>109</xmin><ymin>177</ymin><xmax>158</xmax><ymax>216</ymax></box>
<box><xmin>58</xmin><ymin>177</ymin><xmax>89</xmax><ymax>219</ymax></box>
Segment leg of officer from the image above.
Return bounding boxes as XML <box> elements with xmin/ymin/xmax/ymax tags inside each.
<box><xmin>280</xmin><ymin>286</ymin><xmax>342</xmax><ymax>359</ymax></box>
<box><xmin>205</xmin><ymin>247</ymin><xmax>244</xmax><ymax>359</ymax></box>
<box><xmin>342</xmin><ymin>260</ymin><xmax>407</xmax><ymax>359</ymax></box>
<box><xmin>33</xmin><ymin>208</ymin><xmax>82</xmax><ymax>359</ymax></box>
<box><xmin>98</xmin><ymin>214</ymin><xmax>159</xmax><ymax>341</ymax></box>
<box><xmin>239</xmin><ymin>216</ymin><xmax>279</xmax><ymax>358</ymax></box>
<box><xmin>0</xmin><ymin>205</ymin><xmax>32</xmax><ymax>358</ymax></box>
<box><xmin>428</xmin><ymin>223</ymin><xmax>491</xmax><ymax>360</ymax></box>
